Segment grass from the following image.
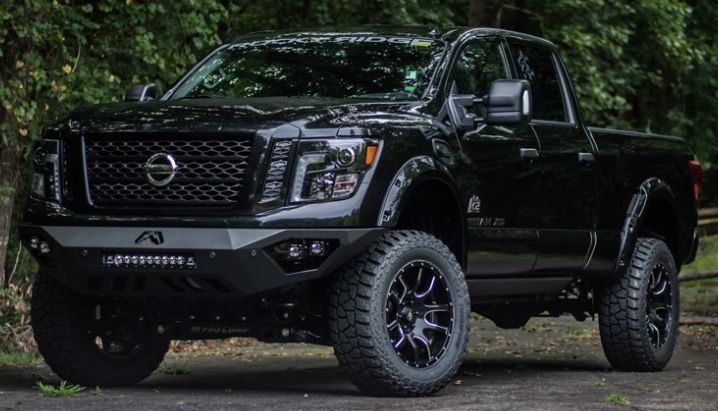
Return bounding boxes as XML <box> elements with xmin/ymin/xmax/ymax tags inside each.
<box><xmin>0</xmin><ymin>352</ymin><xmax>36</xmax><ymax>365</ymax></box>
<box><xmin>604</xmin><ymin>393</ymin><xmax>630</xmax><ymax>406</ymax></box>
<box><xmin>683</xmin><ymin>234</ymin><xmax>718</xmax><ymax>273</ymax></box>
<box><xmin>157</xmin><ymin>361</ymin><xmax>191</xmax><ymax>375</ymax></box>
<box><xmin>681</xmin><ymin>234</ymin><xmax>718</xmax><ymax>316</ymax></box>
<box><xmin>565</xmin><ymin>327</ymin><xmax>592</xmax><ymax>341</ymax></box>
<box><xmin>35</xmin><ymin>380</ymin><xmax>85</xmax><ymax>397</ymax></box>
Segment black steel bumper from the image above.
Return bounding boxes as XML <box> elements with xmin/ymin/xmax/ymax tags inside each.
<box><xmin>19</xmin><ymin>225</ymin><xmax>384</xmax><ymax>298</ymax></box>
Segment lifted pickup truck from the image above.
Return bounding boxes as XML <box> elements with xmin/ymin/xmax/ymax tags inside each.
<box><xmin>22</xmin><ymin>26</ymin><xmax>701</xmax><ymax>396</ymax></box>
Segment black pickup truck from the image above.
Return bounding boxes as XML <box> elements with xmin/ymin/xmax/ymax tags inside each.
<box><xmin>21</xmin><ymin>26</ymin><xmax>701</xmax><ymax>396</ymax></box>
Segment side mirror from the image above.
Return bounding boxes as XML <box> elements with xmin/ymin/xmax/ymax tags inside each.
<box><xmin>485</xmin><ymin>79</ymin><xmax>532</xmax><ymax>126</ymax></box>
<box><xmin>126</xmin><ymin>83</ymin><xmax>157</xmax><ymax>102</ymax></box>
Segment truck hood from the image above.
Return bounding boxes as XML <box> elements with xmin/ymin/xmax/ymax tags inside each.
<box><xmin>65</xmin><ymin>97</ymin><xmax>432</xmax><ymax>137</ymax></box>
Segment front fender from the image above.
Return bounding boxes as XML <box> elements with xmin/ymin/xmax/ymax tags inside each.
<box><xmin>376</xmin><ymin>155</ymin><xmax>462</xmax><ymax>227</ymax></box>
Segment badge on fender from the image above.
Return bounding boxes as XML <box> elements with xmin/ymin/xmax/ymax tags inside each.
<box><xmin>467</xmin><ymin>195</ymin><xmax>481</xmax><ymax>214</ymax></box>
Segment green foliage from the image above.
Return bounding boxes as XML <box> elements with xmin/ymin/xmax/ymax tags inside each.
<box><xmin>35</xmin><ymin>380</ymin><xmax>85</xmax><ymax>397</ymax></box>
<box><xmin>0</xmin><ymin>283</ymin><xmax>33</xmax><ymax>353</ymax></box>
<box><xmin>0</xmin><ymin>351</ymin><xmax>36</xmax><ymax>365</ymax></box>
<box><xmin>681</xmin><ymin>234</ymin><xmax>718</xmax><ymax>316</ymax></box>
<box><xmin>1</xmin><ymin>0</ymin><xmax>229</xmax><ymax>146</ymax></box>
<box><xmin>604</xmin><ymin>393</ymin><xmax>630</xmax><ymax>406</ymax></box>
<box><xmin>157</xmin><ymin>361</ymin><xmax>191</xmax><ymax>375</ymax></box>
<box><xmin>684</xmin><ymin>234</ymin><xmax>718</xmax><ymax>273</ymax></box>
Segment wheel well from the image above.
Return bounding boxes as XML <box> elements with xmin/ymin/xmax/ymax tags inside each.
<box><xmin>638</xmin><ymin>198</ymin><xmax>680</xmax><ymax>263</ymax></box>
<box><xmin>394</xmin><ymin>180</ymin><xmax>465</xmax><ymax>266</ymax></box>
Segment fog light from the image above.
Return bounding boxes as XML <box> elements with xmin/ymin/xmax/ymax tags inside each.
<box><xmin>29</xmin><ymin>236</ymin><xmax>40</xmax><ymax>250</ymax></box>
<box><xmin>39</xmin><ymin>241</ymin><xmax>51</xmax><ymax>255</ymax></box>
<box><xmin>268</xmin><ymin>239</ymin><xmax>339</xmax><ymax>273</ymax></box>
<box><xmin>287</xmin><ymin>243</ymin><xmax>307</xmax><ymax>260</ymax></box>
<box><xmin>308</xmin><ymin>240</ymin><xmax>327</xmax><ymax>257</ymax></box>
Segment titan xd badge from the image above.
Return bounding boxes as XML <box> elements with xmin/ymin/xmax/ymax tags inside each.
<box><xmin>143</xmin><ymin>153</ymin><xmax>178</xmax><ymax>187</ymax></box>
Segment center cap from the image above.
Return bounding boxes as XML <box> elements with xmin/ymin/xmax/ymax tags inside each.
<box><xmin>143</xmin><ymin>153</ymin><xmax>178</xmax><ymax>187</ymax></box>
<box><xmin>400</xmin><ymin>307</ymin><xmax>415</xmax><ymax>323</ymax></box>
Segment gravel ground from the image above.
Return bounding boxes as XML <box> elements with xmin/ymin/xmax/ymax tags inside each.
<box><xmin>1</xmin><ymin>316</ymin><xmax>717</xmax><ymax>410</ymax></box>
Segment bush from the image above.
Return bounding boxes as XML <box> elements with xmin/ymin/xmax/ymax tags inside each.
<box><xmin>0</xmin><ymin>282</ymin><xmax>34</xmax><ymax>353</ymax></box>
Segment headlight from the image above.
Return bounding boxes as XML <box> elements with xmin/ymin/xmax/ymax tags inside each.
<box><xmin>289</xmin><ymin>139</ymin><xmax>378</xmax><ymax>203</ymax></box>
<box><xmin>30</xmin><ymin>139</ymin><xmax>62</xmax><ymax>202</ymax></box>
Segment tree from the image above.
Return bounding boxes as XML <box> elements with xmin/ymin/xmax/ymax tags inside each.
<box><xmin>468</xmin><ymin>0</ymin><xmax>503</xmax><ymax>26</ymax></box>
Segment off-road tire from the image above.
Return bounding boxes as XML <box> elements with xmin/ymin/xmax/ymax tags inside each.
<box><xmin>329</xmin><ymin>230</ymin><xmax>470</xmax><ymax>396</ymax></box>
<box><xmin>599</xmin><ymin>237</ymin><xmax>680</xmax><ymax>371</ymax></box>
<box><xmin>31</xmin><ymin>272</ymin><xmax>169</xmax><ymax>386</ymax></box>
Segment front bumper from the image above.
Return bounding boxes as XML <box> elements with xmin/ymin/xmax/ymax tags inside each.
<box><xmin>20</xmin><ymin>225</ymin><xmax>384</xmax><ymax>298</ymax></box>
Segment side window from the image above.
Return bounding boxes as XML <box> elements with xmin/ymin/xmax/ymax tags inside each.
<box><xmin>453</xmin><ymin>39</ymin><xmax>510</xmax><ymax>99</ymax></box>
<box><xmin>510</xmin><ymin>45</ymin><xmax>566</xmax><ymax>122</ymax></box>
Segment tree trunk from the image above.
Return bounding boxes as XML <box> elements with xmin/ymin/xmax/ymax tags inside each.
<box><xmin>468</xmin><ymin>0</ymin><xmax>504</xmax><ymax>27</ymax></box>
<box><xmin>0</xmin><ymin>144</ymin><xmax>22</xmax><ymax>288</ymax></box>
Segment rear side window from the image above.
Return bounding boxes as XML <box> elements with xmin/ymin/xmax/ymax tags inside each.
<box><xmin>510</xmin><ymin>45</ymin><xmax>566</xmax><ymax>122</ymax></box>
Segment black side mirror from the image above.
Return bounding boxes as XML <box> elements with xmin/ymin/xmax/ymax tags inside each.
<box><xmin>485</xmin><ymin>79</ymin><xmax>532</xmax><ymax>126</ymax></box>
<box><xmin>126</xmin><ymin>83</ymin><xmax>157</xmax><ymax>102</ymax></box>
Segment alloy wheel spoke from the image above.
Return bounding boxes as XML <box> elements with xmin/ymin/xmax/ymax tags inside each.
<box><xmin>413</xmin><ymin>334</ymin><xmax>432</xmax><ymax>363</ymax></box>
<box><xmin>647</xmin><ymin>322</ymin><xmax>661</xmax><ymax>345</ymax></box>
<box><xmin>406</xmin><ymin>333</ymin><xmax>422</xmax><ymax>364</ymax></box>
<box><xmin>413</xmin><ymin>267</ymin><xmax>424</xmax><ymax>294</ymax></box>
<box><xmin>393</xmin><ymin>327</ymin><xmax>407</xmax><ymax>349</ymax></box>
<box><xmin>423</xmin><ymin>303</ymin><xmax>450</xmax><ymax>315</ymax></box>
<box><xmin>652</xmin><ymin>278</ymin><xmax>668</xmax><ymax>296</ymax></box>
<box><xmin>397</xmin><ymin>274</ymin><xmax>410</xmax><ymax>304</ymax></box>
<box><xmin>421</xmin><ymin>316</ymin><xmax>449</xmax><ymax>334</ymax></box>
<box><xmin>387</xmin><ymin>319</ymin><xmax>399</xmax><ymax>330</ymax></box>
<box><xmin>415</xmin><ymin>274</ymin><xmax>437</xmax><ymax>300</ymax></box>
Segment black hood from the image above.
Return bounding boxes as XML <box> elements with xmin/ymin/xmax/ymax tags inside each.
<box><xmin>64</xmin><ymin>97</ymin><xmax>433</xmax><ymax>137</ymax></box>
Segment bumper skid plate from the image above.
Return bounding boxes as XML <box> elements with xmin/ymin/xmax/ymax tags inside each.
<box><xmin>20</xmin><ymin>225</ymin><xmax>384</xmax><ymax>298</ymax></box>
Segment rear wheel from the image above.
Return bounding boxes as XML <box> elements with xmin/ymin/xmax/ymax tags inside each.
<box><xmin>598</xmin><ymin>237</ymin><xmax>679</xmax><ymax>371</ymax></box>
<box><xmin>329</xmin><ymin>230</ymin><xmax>470</xmax><ymax>396</ymax></box>
<box><xmin>31</xmin><ymin>272</ymin><xmax>169</xmax><ymax>386</ymax></box>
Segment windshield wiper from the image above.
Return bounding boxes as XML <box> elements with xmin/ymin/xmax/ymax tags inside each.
<box><xmin>348</xmin><ymin>91</ymin><xmax>419</xmax><ymax>101</ymax></box>
<box><xmin>175</xmin><ymin>95</ymin><xmax>216</xmax><ymax>100</ymax></box>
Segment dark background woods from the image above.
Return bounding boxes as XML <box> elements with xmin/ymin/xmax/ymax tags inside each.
<box><xmin>1</xmin><ymin>0</ymin><xmax>717</xmax><ymax>289</ymax></box>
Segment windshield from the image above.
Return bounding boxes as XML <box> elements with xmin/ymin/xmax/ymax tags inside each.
<box><xmin>169</xmin><ymin>35</ymin><xmax>446</xmax><ymax>101</ymax></box>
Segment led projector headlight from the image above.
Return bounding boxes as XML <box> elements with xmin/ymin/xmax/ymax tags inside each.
<box><xmin>30</xmin><ymin>139</ymin><xmax>62</xmax><ymax>202</ymax></box>
<box><xmin>290</xmin><ymin>138</ymin><xmax>377</xmax><ymax>203</ymax></box>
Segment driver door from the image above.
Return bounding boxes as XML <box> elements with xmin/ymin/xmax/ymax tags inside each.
<box><xmin>450</xmin><ymin>37</ymin><xmax>541</xmax><ymax>278</ymax></box>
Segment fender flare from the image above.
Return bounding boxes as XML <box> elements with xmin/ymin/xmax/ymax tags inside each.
<box><xmin>615</xmin><ymin>177</ymin><xmax>679</xmax><ymax>273</ymax></box>
<box><xmin>377</xmin><ymin>155</ymin><xmax>464</xmax><ymax>228</ymax></box>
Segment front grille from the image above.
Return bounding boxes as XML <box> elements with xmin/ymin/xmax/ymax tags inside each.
<box><xmin>85</xmin><ymin>138</ymin><xmax>252</xmax><ymax>207</ymax></box>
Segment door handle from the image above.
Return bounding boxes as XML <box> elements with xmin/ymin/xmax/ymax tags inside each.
<box><xmin>519</xmin><ymin>148</ymin><xmax>539</xmax><ymax>161</ymax></box>
<box><xmin>578</xmin><ymin>152</ymin><xmax>595</xmax><ymax>164</ymax></box>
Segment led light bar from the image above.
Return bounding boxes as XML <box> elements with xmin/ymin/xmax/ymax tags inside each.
<box><xmin>102</xmin><ymin>253</ymin><xmax>197</xmax><ymax>269</ymax></box>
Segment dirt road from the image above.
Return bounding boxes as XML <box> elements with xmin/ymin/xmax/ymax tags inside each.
<box><xmin>1</xmin><ymin>317</ymin><xmax>716</xmax><ymax>410</ymax></box>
